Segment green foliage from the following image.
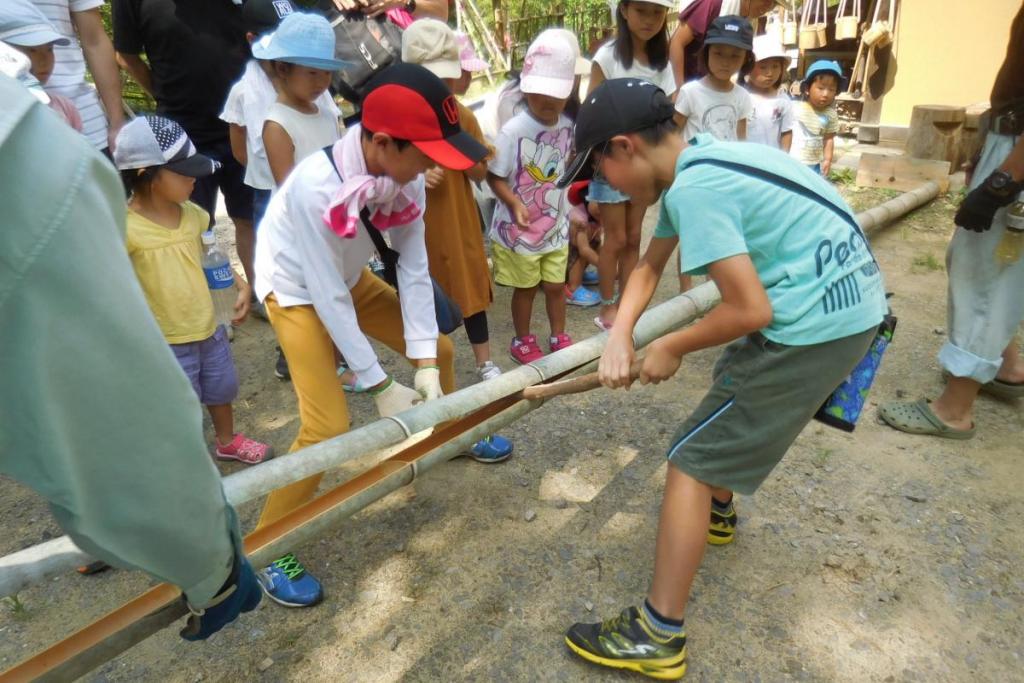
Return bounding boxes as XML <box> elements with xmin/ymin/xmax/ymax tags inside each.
<box><xmin>911</xmin><ymin>252</ymin><xmax>943</xmax><ymax>273</ymax></box>
<box><xmin>828</xmin><ymin>166</ymin><xmax>856</xmax><ymax>186</ymax></box>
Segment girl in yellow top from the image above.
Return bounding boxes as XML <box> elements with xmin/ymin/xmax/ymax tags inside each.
<box><xmin>114</xmin><ymin>115</ymin><xmax>271</xmax><ymax>464</ymax></box>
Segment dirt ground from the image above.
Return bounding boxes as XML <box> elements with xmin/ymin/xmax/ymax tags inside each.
<box><xmin>2</xmin><ymin>184</ymin><xmax>1022</xmax><ymax>683</ymax></box>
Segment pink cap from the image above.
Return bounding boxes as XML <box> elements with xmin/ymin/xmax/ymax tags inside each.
<box><xmin>455</xmin><ymin>31</ymin><xmax>489</xmax><ymax>72</ymax></box>
<box><xmin>520</xmin><ymin>30</ymin><xmax>575</xmax><ymax>99</ymax></box>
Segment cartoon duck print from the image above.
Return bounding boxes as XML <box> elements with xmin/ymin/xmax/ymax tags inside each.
<box><xmin>496</xmin><ymin>127</ymin><xmax>572</xmax><ymax>252</ymax></box>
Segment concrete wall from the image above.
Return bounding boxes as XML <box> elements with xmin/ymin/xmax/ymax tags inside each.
<box><xmin>880</xmin><ymin>0</ymin><xmax>1018</xmax><ymax>127</ymax></box>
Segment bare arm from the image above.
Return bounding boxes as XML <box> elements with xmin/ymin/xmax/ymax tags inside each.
<box><xmin>586</xmin><ymin>61</ymin><xmax>606</xmax><ymax>98</ymax></box>
<box><xmin>780</xmin><ymin>130</ymin><xmax>793</xmax><ymax>153</ymax></box>
<box><xmin>263</xmin><ymin>120</ymin><xmax>295</xmax><ymax>187</ymax></box>
<box><xmin>229</xmin><ymin>124</ymin><xmax>247</xmax><ymax>167</ymax></box>
<box><xmin>116</xmin><ymin>52</ymin><xmax>153</xmax><ymax>97</ymax></box>
<box><xmin>410</xmin><ymin>0</ymin><xmax>448</xmax><ymax>20</ymax></box>
<box><xmin>598</xmin><ymin>235</ymin><xmax>678</xmax><ymax>388</ymax></box>
<box><xmin>487</xmin><ymin>172</ymin><xmax>529</xmax><ymax>228</ymax></box>
<box><xmin>659</xmin><ymin>254</ymin><xmax>772</xmax><ymax>358</ymax></box>
<box><xmin>73</xmin><ymin>8</ymin><xmax>125</xmax><ymax>147</ymax></box>
<box><xmin>822</xmin><ymin>133</ymin><xmax>835</xmax><ymax>175</ymax></box>
<box><xmin>669</xmin><ymin>23</ymin><xmax>695</xmax><ymax>94</ymax></box>
<box><xmin>465</xmin><ymin>160</ymin><xmax>488</xmax><ymax>183</ymax></box>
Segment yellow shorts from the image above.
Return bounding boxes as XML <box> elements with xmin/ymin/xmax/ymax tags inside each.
<box><xmin>491</xmin><ymin>243</ymin><xmax>569</xmax><ymax>288</ymax></box>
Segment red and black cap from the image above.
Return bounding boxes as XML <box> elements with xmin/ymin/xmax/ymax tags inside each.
<box><xmin>558</xmin><ymin>79</ymin><xmax>676</xmax><ymax>188</ymax></box>
<box><xmin>361</xmin><ymin>62</ymin><xmax>488</xmax><ymax>171</ymax></box>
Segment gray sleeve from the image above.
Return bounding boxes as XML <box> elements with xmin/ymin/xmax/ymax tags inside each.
<box><xmin>0</xmin><ymin>85</ymin><xmax>235</xmax><ymax>606</ymax></box>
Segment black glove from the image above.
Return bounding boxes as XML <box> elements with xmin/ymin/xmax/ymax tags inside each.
<box><xmin>180</xmin><ymin>546</ymin><xmax>262</xmax><ymax>641</ymax></box>
<box><xmin>955</xmin><ymin>172</ymin><xmax>1022</xmax><ymax>232</ymax></box>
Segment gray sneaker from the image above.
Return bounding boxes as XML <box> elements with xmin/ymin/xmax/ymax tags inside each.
<box><xmin>476</xmin><ymin>361</ymin><xmax>502</xmax><ymax>381</ymax></box>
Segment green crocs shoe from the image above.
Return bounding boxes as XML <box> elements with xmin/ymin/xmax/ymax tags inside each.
<box><xmin>708</xmin><ymin>498</ymin><xmax>737</xmax><ymax>546</ymax></box>
<box><xmin>565</xmin><ymin>606</ymin><xmax>687</xmax><ymax>680</ymax></box>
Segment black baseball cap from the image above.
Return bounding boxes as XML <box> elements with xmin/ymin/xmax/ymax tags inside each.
<box><xmin>557</xmin><ymin>78</ymin><xmax>676</xmax><ymax>189</ymax></box>
<box><xmin>703</xmin><ymin>15</ymin><xmax>754</xmax><ymax>51</ymax></box>
<box><xmin>242</xmin><ymin>0</ymin><xmax>296</xmax><ymax>36</ymax></box>
<box><xmin>362</xmin><ymin>63</ymin><xmax>488</xmax><ymax>170</ymax></box>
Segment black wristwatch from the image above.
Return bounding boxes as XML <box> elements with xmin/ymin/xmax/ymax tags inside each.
<box><xmin>404</xmin><ymin>0</ymin><xmax>416</xmax><ymax>12</ymax></box>
<box><xmin>984</xmin><ymin>170</ymin><xmax>1021</xmax><ymax>198</ymax></box>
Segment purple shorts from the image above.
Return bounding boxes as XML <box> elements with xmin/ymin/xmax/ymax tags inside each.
<box><xmin>170</xmin><ymin>326</ymin><xmax>239</xmax><ymax>406</ymax></box>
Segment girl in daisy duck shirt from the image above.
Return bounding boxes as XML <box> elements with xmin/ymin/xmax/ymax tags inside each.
<box><xmin>487</xmin><ymin>30</ymin><xmax>576</xmax><ymax>366</ymax></box>
<box><xmin>251</xmin><ymin>63</ymin><xmax>513</xmax><ymax>610</ymax></box>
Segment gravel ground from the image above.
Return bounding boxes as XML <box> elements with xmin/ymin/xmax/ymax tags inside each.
<box><xmin>1</xmin><ymin>186</ymin><xmax>1022</xmax><ymax>682</ymax></box>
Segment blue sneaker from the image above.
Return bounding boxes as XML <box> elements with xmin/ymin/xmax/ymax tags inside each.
<box><xmin>582</xmin><ymin>266</ymin><xmax>599</xmax><ymax>286</ymax></box>
<box><xmin>566</xmin><ymin>285</ymin><xmax>601</xmax><ymax>307</ymax></box>
<box><xmin>469</xmin><ymin>434</ymin><xmax>513</xmax><ymax>463</ymax></box>
<box><xmin>256</xmin><ymin>553</ymin><xmax>323</xmax><ymax>607</ymax></box>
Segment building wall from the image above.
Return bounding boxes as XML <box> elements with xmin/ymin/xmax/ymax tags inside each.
<box><xmin>880</xmin><ymin>0</ymin><xmax>1018</xmax><ymax>127</ymax></box>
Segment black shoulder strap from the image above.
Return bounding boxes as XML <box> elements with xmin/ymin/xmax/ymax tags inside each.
<box><xmin>322</xmin><ymin>145</ymin><xmax>399</xmax><ymax>285</ymax></box>
<box><xmin>680</xmin><ymin>157</ymin><xmax>875</xmax><ymax>260</ymax></box>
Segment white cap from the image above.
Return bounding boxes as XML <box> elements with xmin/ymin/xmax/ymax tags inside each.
<box><xmin>0</xmin><ymin>40</ymin><xmax>48</xmax><ymax>103</ymax></box>
<box><xmin>520</xmin><ymin>30</ymin><xmax>576</xmax><ymax>99</ymax></box>
<box><xmin>113</xmin><ymin>115</ymin><xmax>218</xmax><ymax>177</ymax></box>
<box><xmin>401</xmin><ymin>18</ymin><xmax>461</xmax><ymax>80</ymax></box>
<box><xmin>544</xmin><ymin>28</ymin><xmax>591</xmax><ymax>76</ymax></box>
<box><xmin>752</xmin><ymin>34</ymin><xmax>788</xmax><ymax>63</ymax></box>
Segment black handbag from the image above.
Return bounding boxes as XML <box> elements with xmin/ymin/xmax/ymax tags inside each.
<box><xmin>322</xmin><ymin>7</ymin><xmax>403</xmax><ymax>103</ymax></box>
<box><xmin>321</xmin><ymin>147</ymin><xmax>464</xmax><ymax>335</ymax></box>
<box><xmin>360</xmin><ymin>211</ymin><xmax>465</xmax><ymax>335</ymax></box>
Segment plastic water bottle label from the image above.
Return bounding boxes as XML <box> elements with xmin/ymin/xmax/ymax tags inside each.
<box><xmin>204</xmin><ymin>264</ymin><xmax>234</xmax><ymax>290</ymax></box>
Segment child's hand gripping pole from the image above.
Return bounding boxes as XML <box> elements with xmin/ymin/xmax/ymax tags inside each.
<box><xmin>520</xmin><ymin>359</ymin><xmax>645</xmax><ymax>400</ymax></box>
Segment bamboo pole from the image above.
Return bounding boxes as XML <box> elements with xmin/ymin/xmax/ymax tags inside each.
<box><xmin>0</xmin><ymin>185</ymin><xmax>938</xmax><ymax>600</ymax></box>
<box><xmin>0</xmin><ymin>184</ymin><xmax>940</xmax><ymax>681</ymax></box>
<box><xmin>0</xmin><ymin>399</ymin><xmax>535</xmax><ymax>683</ymax></box>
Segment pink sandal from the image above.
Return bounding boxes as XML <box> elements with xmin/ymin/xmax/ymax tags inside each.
<box><xmin>215</xmin><ymin>433</ymin><xmax>272</xmax><ymax>465</ymax></box>
<box><xmin>593</xmin><ymin>316</ymin><xmax>614</xmax><ymax>332</ymax></box>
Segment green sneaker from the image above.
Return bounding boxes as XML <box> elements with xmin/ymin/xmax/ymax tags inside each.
<box><xmin>565</xmin><ymin>606</ymin><xmax>687</xmax><ymax>680</ymax></box>
<box><xmin>708</xmin><ymin>498</ymin><xmax>737</xmax><ymax>546</ymax></box>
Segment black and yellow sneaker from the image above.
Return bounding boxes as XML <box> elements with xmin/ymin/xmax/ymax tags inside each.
<box><xmin>708</xmin><ymin>497</ymin><xmax>737</xmax><ymax>545</ymax></box>
<box><xmin>565</xmin><ymin>606</ymin><xmax>687</xmax><ymax>680</ymax></box>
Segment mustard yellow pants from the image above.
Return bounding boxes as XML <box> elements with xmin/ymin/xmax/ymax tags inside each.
<box><xmin>258</xmin><ymin>269</ymin><xmax>455</xmax><ymax>528</ymax></box>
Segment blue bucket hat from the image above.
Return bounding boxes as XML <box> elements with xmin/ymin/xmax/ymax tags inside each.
<box><xmin>251</xmin><ymin>11</ymin><xmax>348</xmax><ymax>71</ymax></box>
<box><xmin>803</xmin><ymin>60</ymin><xmax>846</xmax><ymax>88</ymax></box>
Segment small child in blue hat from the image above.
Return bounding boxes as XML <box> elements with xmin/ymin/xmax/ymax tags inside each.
<box><xmin>254</xmin><ymin>12</ymin><xmax>346</xmax><ymax>189</ymax></box>
<box><xmin>790</xmin><ymin>59</ymin><xmax>844</xmax><ymax>176</ymax></box>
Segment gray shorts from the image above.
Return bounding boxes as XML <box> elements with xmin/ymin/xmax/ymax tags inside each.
<box><xmin>666</xmin><ymin>327</ymin><xmax>876</xmax><ymax>495</ymax></box>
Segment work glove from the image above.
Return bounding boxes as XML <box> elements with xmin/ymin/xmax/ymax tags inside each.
<box><xmin>371</xmin><ymin>377</ymin><xmax>423</xmax><ymax>418</ymax></box>
<box><xmin>413</xmin><ymin>366</ymin><xmax>444</xmax><ymax>401</ymax></box>
<box><xmin>955</xmin><ymin>177</ymin><xmax>1022</xmax><ymax>232</ymax></box>
<box><xmin>180</xmin><ymin>545</ymin><xmax>261</xmax><ymax>641</ymax></box>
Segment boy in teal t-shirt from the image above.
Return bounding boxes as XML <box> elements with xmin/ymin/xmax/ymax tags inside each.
<box><xmin>556</xmin><ymin>79</ymin><xmax>886</xmax><ymax>680</ymax></box>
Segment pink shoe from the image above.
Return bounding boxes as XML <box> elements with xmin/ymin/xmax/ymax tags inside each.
<box><xmin>549</xmin><ymin>332</ymin><xmax>573</xmax><ymax>352</ymax></box>
<box><xmin>510</xmin><ymin>335</ymin><xmax>545</xmax><ymax>365</ymax></box>
<box><xmin>215</xmin><ymin>433</ymin><xmax>272</xmax><ymax>464</ymax></box>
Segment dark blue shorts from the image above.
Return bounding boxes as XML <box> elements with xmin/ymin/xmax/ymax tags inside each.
<box><xmin>170</xmin><ymin>326</ymin><xmax>239</xmax><ymax>406</ymax></box>
<box><xmin>190</xmin><ymin>138</ymin><xmax>254</xmax><ymax>225</ymax></box>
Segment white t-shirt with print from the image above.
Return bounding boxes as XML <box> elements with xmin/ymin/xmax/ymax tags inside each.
<box><xmin>746</xmin><ymin>90</ymin><xmax>795</xmax><ymax>149</ymax></box>
<box><xmin>33</xmin><ymin>0</ymin><xmax>108</xmax><ymax>149</ymax></box>
<box><xmin>675</xmin><ymin>79</ymin><xmax>754</xmax><ymax>142</ymax></box>
<box><xmin>488</xmin><ymin>110</ymin><xmax>573</xmax><ymax>256</ymax></box>
<box><xmin>592</xmin><ymin>41</ymin><xmax>677</xmax><ymax>95</ymax></box>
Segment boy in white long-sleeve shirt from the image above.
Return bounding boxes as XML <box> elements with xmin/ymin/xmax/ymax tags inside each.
<box><xmin>251</xmin><ymin>63</ymin><xmax>512</xmax><ymax>608</ymax></box>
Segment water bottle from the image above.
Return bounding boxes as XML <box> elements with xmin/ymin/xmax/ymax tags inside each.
<box><xmin>814</xmin><ymin>315</ymin><xmax>898</xmax><ymax>432</ymax></box>
<box><xmin>994</xmin><ymin>201</ymin><xmax>1024</xmax><ymax>267</ymax></box>
<box><xmin>201</xmin><ymin>231</ymin><xmax>236</xmax><ymax>329</ymax></box>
